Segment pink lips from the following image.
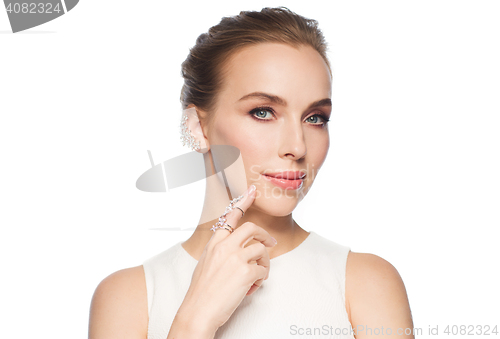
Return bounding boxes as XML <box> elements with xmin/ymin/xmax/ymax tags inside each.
<box><xmin>263</xmin><ymin>171</ymin><xmax>305</xmax><ymax>190</ymax></box>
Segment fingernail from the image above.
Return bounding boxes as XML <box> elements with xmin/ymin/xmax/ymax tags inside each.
<box><xmin>248</xmin><ymin>185</ymin><xmax>256</xmax><ymax>194</ymax></box>
<box><xmin>271</xmin><ymin>236</ymin><xmax>277</xmax><ymax>245</ymax></box>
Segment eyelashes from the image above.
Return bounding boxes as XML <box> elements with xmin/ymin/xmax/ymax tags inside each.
<box><xmin>248</xmin><ymin>106</ymin><xmax>330</xmax><ymax>126</ymax></box>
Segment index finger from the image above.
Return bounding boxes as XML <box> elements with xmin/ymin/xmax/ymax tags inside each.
<box><xmin>210</xmin><ymin>184</ymin><xmax>257</xmax><ymax>242</ymax></box>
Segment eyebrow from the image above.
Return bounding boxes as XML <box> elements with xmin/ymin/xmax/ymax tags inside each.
<box><xmin>238</xmin><ymin>92</ymin><xmax>331</xmax><ymax>110</ymax></box>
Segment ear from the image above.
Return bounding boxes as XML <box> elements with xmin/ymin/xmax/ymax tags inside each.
<box><xmin>182</xmin><ymin>106</ymin><xmax>209</xmax><ymax>153</ymax></box>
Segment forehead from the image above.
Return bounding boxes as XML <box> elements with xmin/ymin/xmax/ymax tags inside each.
<box><xmin>217</xmin><ymin>43</ymin><xmax>332</xmax><ymax>107</ymax></box>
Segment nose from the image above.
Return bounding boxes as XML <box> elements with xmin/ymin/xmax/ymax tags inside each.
<box><xmin>278</xmin><ymin>119</ymin><xmax>307</xmax><ymax>160</ymax></box>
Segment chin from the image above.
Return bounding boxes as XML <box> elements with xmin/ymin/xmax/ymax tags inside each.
<box><xmin>253</xmin><ymin>191</ymin><xmax>303</xmax><ymax>216</ymax></box>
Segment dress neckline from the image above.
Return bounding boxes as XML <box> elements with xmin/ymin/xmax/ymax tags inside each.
<box><xmin>179</xmin><ymin>231</ymin><xmax>316</xmax><ymax>264</ymax></box>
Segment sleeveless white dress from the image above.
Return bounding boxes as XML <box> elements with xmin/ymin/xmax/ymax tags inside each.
<box><xmin>143</xmin><ymin>231</ymin><xmax>355</xmax><ymax>339</ymax></box>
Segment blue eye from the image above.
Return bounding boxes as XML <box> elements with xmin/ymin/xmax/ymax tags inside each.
<box><xmin>306</xmin><ymin>115</ymin><xmax>330</xmax><ymax>125</ymax></box>
<box><xmin>307</xmin><ymin>115</ymin><xmax>319</xmax><ymax>124</ymax></box>
<box><xmin>249</xmin><ymin>107</ymin><xmax>274</xmax><ymax>121</ymax></box>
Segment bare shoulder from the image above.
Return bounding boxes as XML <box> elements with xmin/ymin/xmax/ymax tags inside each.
<box><xmin>89</xmin><ymin>265</ymin><xmax>148</xmax><ymax>339</ymax></box>
<box><xmin>345</xmin><ymin>252</ymin><xmax>414</xmax><ymax>338</ymax></box>
<box><xmin>346</xmin><ymin>252</ymin><xmax>404</xmax><ymax>288</ymax></box>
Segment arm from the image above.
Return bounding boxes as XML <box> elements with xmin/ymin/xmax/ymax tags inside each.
<box><xmin>345</xmin><ymin>252</ymin><xmax>414</xmax><ymax>338</ymax></box>
<box><xmin>88</xmin><ymin>265</ymin><xmax>148</xmax><ymax>339</ymax></box>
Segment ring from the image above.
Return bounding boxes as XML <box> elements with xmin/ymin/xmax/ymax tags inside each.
<box><xmin>210</xmin><ymin>194</ymin><xmax>244</xmax><ymax>234</ymax></box>
<box><xmin>221</xmin><ymin>225</ymin><xmax>233</xmax><ymax>233</ymax></box>
<box><xmin>234</xmin><ymin>206</ymin><xmax>245</xmax><ymax>217</ymax></box>
<box><xmin>210</xmin><ymin>225</ymin><xmax>233</xmax><ymax>234</ymax></box>
<box><xmin>224</xmin><ymin>223</ymin><xmax>234</xmax><ymax>232</ymax></box>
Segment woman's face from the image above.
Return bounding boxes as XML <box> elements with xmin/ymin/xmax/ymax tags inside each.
<box><xmin>203</xmin><ymin>42</ymin><xmax>332</xmax><ymax>216</ymax></box>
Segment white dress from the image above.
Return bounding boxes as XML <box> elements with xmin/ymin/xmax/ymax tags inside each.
<box><xmin>143</xmin><ymin>231</ymin><xmax>355</xmax><ymax>339</ymax></box>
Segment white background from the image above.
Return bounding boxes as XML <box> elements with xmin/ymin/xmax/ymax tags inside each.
<box><xmin>1</xmin><ymin>0</ymin><xmax>499</xmax><ymax>338</ymax></box>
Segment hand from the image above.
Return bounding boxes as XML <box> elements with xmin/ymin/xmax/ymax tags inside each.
<box><xmin>175</xmin><ymin>184</ymin><xmax>277</xmax><ymax>335</ymax></box>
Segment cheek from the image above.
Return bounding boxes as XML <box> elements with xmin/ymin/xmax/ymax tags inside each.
<box><xmin>305</xmin><ymin>132</ymin><xmax>330</xmax><ymax>177</ymax></box>
<box><xmin>213</xmin><ymin>121</ymin><xmax>273</xmax><ymax>177</ymax></box>
<box><xmin>213</xmin><ymin>118</ymin><xmax>268</xmax><ymax>147</ymax></box>
<box><xmin>316</xmin><ymin>136</ymin><xmax>330</xmax><ymax>164</ymax></box>
<box><xmin>237</xmin><ymin>128</ymin><xmax>274</xmax><ymax>177</ymax></box>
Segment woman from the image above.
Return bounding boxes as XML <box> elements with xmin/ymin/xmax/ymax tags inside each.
<box><xmin>89</xmin><ymin>7</ymin><xmax>414</xmax><ymax>339</ymax></box>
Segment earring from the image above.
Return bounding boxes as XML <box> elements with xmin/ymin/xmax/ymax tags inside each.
<box><xmin>179</xmin><ymin>112</ymin><xmax>201</xmax><ymax>151</ymax></box>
